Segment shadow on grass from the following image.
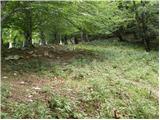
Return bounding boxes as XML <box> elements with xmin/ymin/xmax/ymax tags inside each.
<box><xmin>86</xmin><ymin>39</ymin><xmax>158</xmax><ymax>51</ymax></box>
<box><xmin>2</xmin><ymin>39</ymin><xmax>157</xmax><ymax>74</ymax></box>
<box><xmin>1</xmin><ymin>46</ymin><xmax>105</xmax><ymax>74</ymax></box>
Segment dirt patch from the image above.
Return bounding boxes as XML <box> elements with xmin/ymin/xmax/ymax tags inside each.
<box><xmin>3</xmin><ymin>74</ymin><xmax>65</xmax><ymax>103</ymax></box>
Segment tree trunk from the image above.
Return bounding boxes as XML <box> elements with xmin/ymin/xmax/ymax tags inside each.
<box><xmin>118</xmin><ymin>33</ymin><xmax>123</xmax><ymax>41</ymax></box>
<box><xmin>80</xmin><ymin>31</ymin><xmax>84</xmax><ymax>42</ymax></box>
<box><xmin>141</xmin><ymin>1</ymin><xmax>150</xmax><ymax>52</ymax></box>
<box><xmin>23</xmin><ymin>3</ymin><xmax>33</xmax><ymax>48</ymax></box>
<box><xmin>74</xmin><ymin>36</ymin><xmax>78</xmax><ymax>44</ymax></box>
<box><xmin>1</xmin><ymin>28</ymin><xmax>4</xmax><ymax>48</ymax></box>
<box><xmin>70</xmin><ymin>37</ymin><xmax>74</xmax><ymax>44</ymax></box>
<box><xmin>23</xmin><ymin>30</ymin><xmax>32</xmax><ymax>48</ymax></box>
<box><xmin>143</xmin><ymin>37</ymin><xmax>150</xmax><ymax>52</ymax></box>
<box><xmin>115</xmin><ymin>31</ymin><xmax>124</xmax><ymax>42</ymax></box>
<box><xmin>133</xmin><ymin>1</ymin><xmax>150</xmax><ymax>52</ymax></box>
<box><xmin>142</xmin><ymin>20</ymin><xmax>150</xmax><ymax>52</ymax></box>
<box><xmin>54</xmin><ymin>33</ymin><xmax>57</xmax><ymax>42</ymax></box>
<box><xmin>133</xmin><ymin>31</ymin><xmax>138</xmax><ymax>39</ymax></box>
<box><xmin>59</xmin><ymin>34</ymin><xmax>63</xmax><ymax>45</ymax></box>
<box><xmin>13</xmin><ymin>36</ymin><xmax>17</xmax><ymax>48</ymax></box>
<box><xmin>85</xmin><ymin>33</ymin><xmax>89</xmax><ymax>42</ymax></box>
<box><xmin>1</xmin><ymin>38</ymin><xmax>3</xmax><ymax>48</ymax></box>
<box><xmin>8</xmin><ymin>42</ymin><xmax>13</xmax><ymax>49</ymax></box>
<box><xmin>54</xmin><ymin>33</ymin><xmax>59</xmax><ymax>44</ymax></box>
<box><xmin>63</xmin><ymin>35</ymin><xmax>68</xmax><ymax>45</ymax></box>
<box><xmin>9</xmin><ymin>29</ymin><xmax>13</xmax><ymax>49</ymax></box>
<box><xmin>39</xmin><ymin>30</ymin><xmax>46</xmax><ymax>46</ymax></box>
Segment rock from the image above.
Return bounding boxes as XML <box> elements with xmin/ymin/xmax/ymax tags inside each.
<box><xmin>44</xmin><ymin>51</ymin><xmax>49</xmax><ymax>56</ymax></box>
<box><xmin>49</xmin><ymin>55</ymin><xmax>52</xmax><ymax>58</ymax></box>
<box><xmin>2</xmin><ymin>76</ymin><xmax>8</xmax><ymax>79</ymax></box>
<box><xmin>21</xmin><ymin>48</ymin><xmax>26</xmax><ymax>51</ymax></box>
<box><xmin>28</xmin><ymin>99</ymin><xmax>33</xmax><ymax>102</ymax></box>
<box><xmin>20</xmin><ymin>81</ymin><xmax>25</xmax><ymax>85</ymax></box>
<box><xmin>25</xmin><ymin>56</ymin><xmax>31</xmax><ymax>59</ymax></box>
<box><xmin>34</xmin><ymin>49</ymin><xmax>37</xmax><ymax>52</ymax></box>
<box><xmin>26</xmin><ymin>89</ymin><xmax>30</xmax><ymax>92</ymax></box>
<box><xmin>38</xmin><ymin>55</ymin><xmax>42</xmax><ymax>57</ymax></box>
<box><xmin>54</xmin><ymin>77</ymin><xmax>57</xmax><ymax>80</ymax></box>
<box><xmin>32</xmin><ymin>91</ymin><xmax>37</xmax><ymax>95</ymax></box>
<box><xmin>5</xmin><ymin>55</ymin><xmax>22</xmax><ymax>60</ymax></box>
<box><xmin>13</xmin><ymin>73</ymin><xmax>17</xmax><ymax>76</ymax></box>
<box><xmin>32</xmin><ymin>86</ymin><xmax>41</xmax><ymax>90</ymax></box>
<box><xmin>51</xmin><ymin>46</ymin><xmax>55</xmax><ymax>49</ymax></box>
<box><xmin>32</xmin><ymin>54</ymin><xmax>38</xmax><ymax>57</ymax></box>
<box><xmin>28</xmin><ymin>95</ymin><xmax>32</xmax><ymax>98</ymax></box>
<box><xmin>27</xmin><ymin>51</ymin><xmax>34</xmax><ymax>54</ymax></box>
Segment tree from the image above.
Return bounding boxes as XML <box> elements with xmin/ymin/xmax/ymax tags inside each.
<box><xmin>1</xmin><ymin>0</ymin><xmax>158</xmax><ymax>50</ymax></box>
<box><xmin>132</xmin><ymin>0</ymin><xmax>159</xmax><ymax>51</ymax></box>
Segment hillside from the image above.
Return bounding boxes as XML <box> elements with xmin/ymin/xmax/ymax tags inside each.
<box><xmin>1</xmin><ymin>40</ymin><xmax>158</xmax><ymax>119</ymax></box>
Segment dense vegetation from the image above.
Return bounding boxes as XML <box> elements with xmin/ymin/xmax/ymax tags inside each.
<box><xmin>1</xmin><ymin>0</ymin><xmax>159</xmax><ymax>119</ymax></box>
<box><xmin>1</xmin><ymin>0</ymin><xmax>159</xmax><ymax>51</ymax></box>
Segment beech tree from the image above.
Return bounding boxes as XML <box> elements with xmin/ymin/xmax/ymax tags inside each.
<box><xmin>1</xmin><ymin>0</ymin><xmax>158</xmax><ymax>51</ymax></box>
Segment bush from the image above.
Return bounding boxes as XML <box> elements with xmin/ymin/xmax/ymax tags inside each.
<box><xmin>2</xmin><ymin>101</ymin><xmax>50</xmax><ymax>119</ymax></box>
<box><xmin>48</xmin><ymin>95</ymin><xmax>80</xmax><ymax>118</ymax></box>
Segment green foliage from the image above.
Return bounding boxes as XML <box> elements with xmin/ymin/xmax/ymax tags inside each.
<box><xmin>2</xmin><ymin>101</ymin><xmax>50</xmax><ymax>119</ymax></box>
<box><xmin>2</xmin><ymin>1</ymin><xmax>158</xmax><ymax>49</ymax></box>
<box><xmin>2</xmin><ymin>28</ymin><xmax>24</xmax><ymax>45</ymax></box>
<box><xmin>1</xmin><ymin>84</ymin><xmax>11</xmax><ymax>104</ymax></box>
<box><xmin>48</xmin><ymin>95</ymin><xmax>78</xmax><ymax>118</ymax></box>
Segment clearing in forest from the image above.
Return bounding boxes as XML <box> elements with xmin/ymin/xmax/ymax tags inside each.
<box><xmin>1</xmin><ymin>40</ymin><xmax>158</xmax><ymax>119</ymax></box>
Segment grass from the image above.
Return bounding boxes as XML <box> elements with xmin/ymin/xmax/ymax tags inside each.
<box><xmin>1</xmin><ymin>39</ymin><xmax>158</xmax><ymax>118</ymax></box>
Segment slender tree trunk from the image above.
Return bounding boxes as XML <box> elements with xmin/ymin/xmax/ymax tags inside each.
<box><xmin>8</xmin><ymin>29</ymin><xmax>13</xmax><ymax>49</ymax></box>
<box><xmin>13</xmin><ymin>36</ymin><xmax>17</xmax><ymax>48</ymax></box>
<box><xmin>74</xmin><ymin>36</ymin><xmax>78</xmax><ymax>44</ymax></box>
<box><xmin>133</xmin><ymin>31</ymin><xmax>138</xmax><ymax>39</ymax></box>
<box><xmin>85</xmin><ymin>33</ymin><xmax>89</xmax><ymax>42</ymax></box>
<box><xmin>118</xmin><ymin>33</ymin><xmax>123</xmax><ymax>41</ymax></box>
<box><xmin>23</xmin><ymin>29</ymin><xmax>32</xmax><ymax>48</ymax></box>
<box><xmin>143</xmin><ymin>37</ymin><xmax>150</xmax><ymax>52</ymax></box>
<box><xmin>54</xmin><ymin>33</ymin><xmax>57</xmax><ymax>41</ymax></box>
<box><xmin>81</xmin><ymin>31</ymin><xmax>89</xmax><ymax>42</ymax></box>
<box><xmin>142</xmin><ymin>18</ymin><xmax>150</xmax><ymax>52</ymax></box>
<box><xmin>39</xmin><ymin>30</ymin><xmax>46</xmax><ymax>46</ymax></box>
<box><xmin>141</xmin><ymin>1</ymin><xmax>150</xmax><ymax>51</ymax></box>
<box><xmin>115</xmin><ymin>31</ymin><xmax>124</xmax><ymax>42</ymax></box>
<box><xmin>133</xmin><ymin>1</ymin><xmax>150</xmax><ymax>52</ymax></box>
<box><xmin>1</xmin><ymin>28</ymin><xmax>4</xmax><ymax>48</ymax></box>
<box><xmin>8</xmin><ymin>42</ymin><xmax>13</xmax><ymax>49</ymax></box>
<box><xmin>59</xmin><ymin>34</ymin><xmax>63</xmax><ymax>45</ymax></box>
<box><xmin>80</xmin><ymin>31</ymin><xmax>84</xmax><ymax>42</ymax></box>
<box><xmin>63</xmin><ymin>35</ymin><xmax>68</xmax><ymax>44</ymax></box>
<box><xmin>23</xmin><ymin>3</ymin><xmax>33</xmax><ymax>48</ymax></box>
<box><xmin>54</xmin><ymin>33</ymin><xmax>59</xmax><ymax>44</ymax></box>
<box><xmin>22</xmin><ymin>41</ymin><xmax>25</xmax><ymax>48</ymax></box>
<box><xmin>1</xmin><ymin>38</ymin><xmax>3</xmax><ymax>48</ymax></box>
<box><xmin>70</xmin><ymin>37</ymin><xmax>74</xmax><ymax>44</ymax></box>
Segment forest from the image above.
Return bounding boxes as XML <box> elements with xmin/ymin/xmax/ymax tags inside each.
<box><xmin>1</xmin><ymin>0</ymin><xmax>159</xmax><ymax>119</ymax></box>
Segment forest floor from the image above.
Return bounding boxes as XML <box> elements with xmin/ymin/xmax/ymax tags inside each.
<box><xmin>1</xmin><ymin>39</ymin><xmax>159</xmax><ymax>119</ymax></box>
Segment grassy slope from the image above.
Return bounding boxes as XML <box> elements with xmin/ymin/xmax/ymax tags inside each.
<box><xmin>1</xmin><ymin>40</ymin><xmax>159</xmax><ymax>119</ymax></box>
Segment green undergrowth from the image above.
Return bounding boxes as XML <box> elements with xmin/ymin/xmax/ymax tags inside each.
<box><xmin>1</xmin><ymin>40</ymin><xmax>158</xmax><ymax>118</ymax></box>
